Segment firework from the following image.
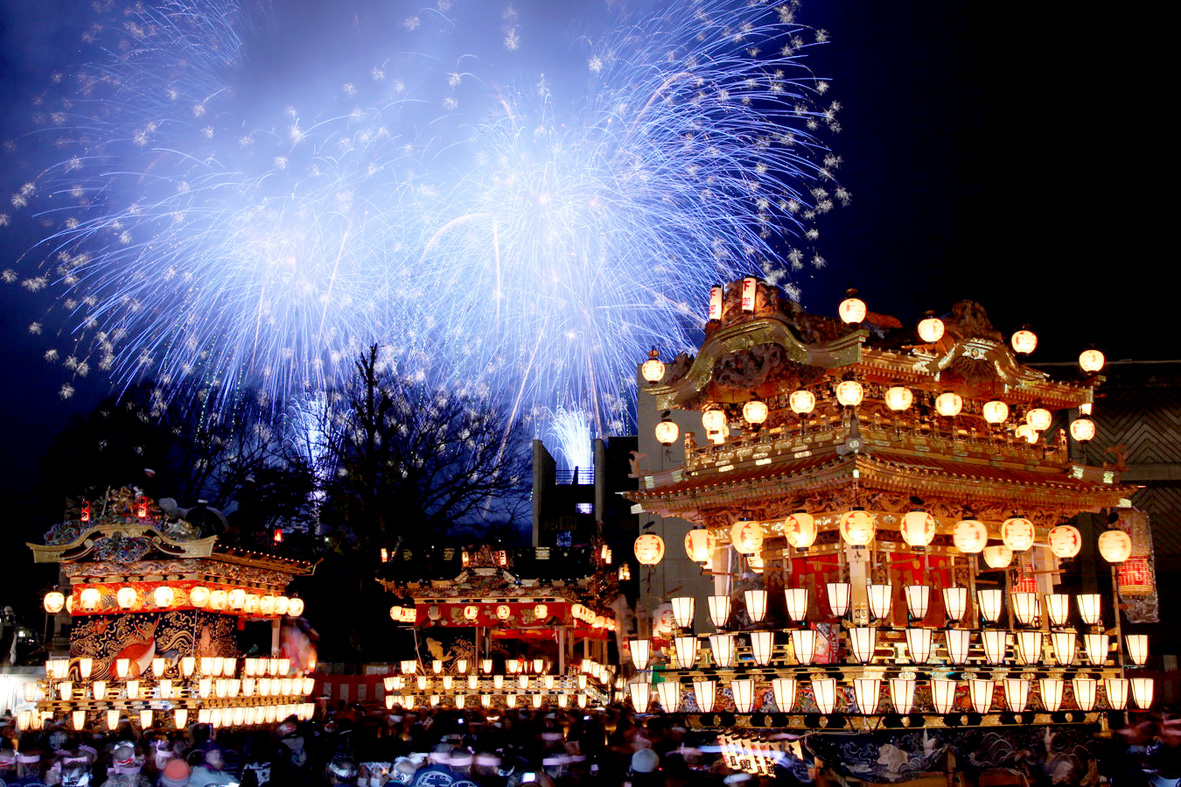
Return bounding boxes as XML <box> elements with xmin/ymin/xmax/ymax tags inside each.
<box><xmin>2</xmin><ymin>0</ymin><xmax>842</xmax><ymax>444</ymax></box>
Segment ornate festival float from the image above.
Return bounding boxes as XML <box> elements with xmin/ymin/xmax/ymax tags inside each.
<box><xmin>624</xmin><ymin>279</ymin><xmax>1157</xmax><ymax>780</ymax></box>
<box><xmin>22</xmin><ymin>487</ymin><xmax>317</xmax><ymax>732</ymax></box>
<box><xmin>378</xmin><ymin>543</ymin><xmax>619</xmax><ymax>710</ymax></box>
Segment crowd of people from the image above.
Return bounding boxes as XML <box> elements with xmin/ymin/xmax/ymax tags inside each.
<box><xmin>4</xmin><ymin>702</ymin><xmax>1181</xmax><ymax>786</ymax></box>
<box><xmin>0</xmin><ymin>702</ymin><xmax>798</xmax><ymax>787</ymax></box>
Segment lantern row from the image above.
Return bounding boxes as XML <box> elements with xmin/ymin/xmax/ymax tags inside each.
<box><xmin>663</xmin><ymin>586</ymin><xmax>1128</xmax><ymax>632</ymax></box>
<box><xmin>627</xmin><ymin>674</ymin><xmax>1148</xmax><ymax>716</ymax></box>
<box><xmin>44</xmin><ymin>586</ymin><xmax>305</xmax><ymax>618</ymax></box>
<box><xmin>385</xmin><ymin>691</ymin><xmax>597</xmax><ymax>711</ymax></box>
<box><xmin>43</xmin><ymin>655</ymin><xmax>297</xmax><ymax>681</ymax></box>
<box><xmin>19</xmin><ymin>702</ymin><xmax>315</xmax><ymax>733</ymax></box>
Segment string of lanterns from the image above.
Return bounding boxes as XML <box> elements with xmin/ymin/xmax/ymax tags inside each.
<box><xmin>381</xmin><ymin>658</ymin><xmax>612</xmax><ymax>710</ymax></box>
<box><xmin>43</xmin><ymin>585</ymin><xmax>305</xmax><ymax>618</ymax></box>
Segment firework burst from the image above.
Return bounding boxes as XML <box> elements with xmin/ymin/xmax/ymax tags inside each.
<box><xmin>2</xmin><ymin>0</ymin><xmax>842</xmax><ymax>446</ymax></box>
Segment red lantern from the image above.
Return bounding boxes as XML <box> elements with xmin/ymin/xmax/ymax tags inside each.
<box><xmin>80</xmin><ymin>502</ymin><xmax>91</xmax><ymax>523</ymax></box>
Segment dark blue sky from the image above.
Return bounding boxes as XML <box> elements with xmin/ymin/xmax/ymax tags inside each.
<box><xmin>0</xmin><ymin>0</ymin><xmax>1164</xmax><ymax>535</ymax></box>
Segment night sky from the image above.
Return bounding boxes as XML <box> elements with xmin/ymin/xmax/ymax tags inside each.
<box><xmin>0</xmin><ymin>2</ymin><xmax>1166</xmax><ymax>609</ymax></box>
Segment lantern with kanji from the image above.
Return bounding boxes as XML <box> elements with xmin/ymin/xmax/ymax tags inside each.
<box><xmin>917</xmin><ymin>313</ymin><xmax>945</xmax><ymax>343</ymax></box>
<box><xmin>839</xmin><ymin>509</ymin><xmax>875</xmax><ymax>546</ymax></box>
<box><xmin>789</xmin><ymin>390</ymin><xmax>816</xmax><ymax>415</ymax></box>
<box><xmin>953</xmin><ymin>519</ymin><xmax>988</xmax><ymax>553</ymax></box>
<box><xmin>684</xmin><ymin>529</ymin><xmax>714</xmax><ymax>564</ymax></box>
<box><xmin>1048</xmin><ymin>525</ymin><xmax>1082</xmax><ymax>559</ymax></box>
<box><xmin>634</xmin><ymin>534</ymin><xmax>665</xmax><ymax>566</ymax></box>
<box><xmin>784</xmin><ymin>511</ymin><xmax>817</xmax><ymax>549</ymax></box>
<box><xmin>1002</xmin><ymin>516</ymin><xmax>1035</xmax><ymax>551</ymax></box>
<box><xmin>1098</xmin><ymin>530</ymin><xmax>1132</xmax><ymax>564</ymax></box>
<box><xmin>900</xmin><ymin>510</ymin><xmax>936</xmax><ymax>548</ymax></box>
<box><xmin>729</xmin><ymin>521</ymin><xmax>763</xmax><ymax>555</ymax></box>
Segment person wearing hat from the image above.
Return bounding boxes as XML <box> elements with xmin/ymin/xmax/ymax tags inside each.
<box><xmin>625</xmin><ymin>747</ymin><xmax>662</xmax><ymax>787</ymax></box>
<box><xmin>187</xmin><ymin>748</ymin><xmax>235</xmax><ymax>787</ymax></box>
<box><xmin>101</xmin><ymin>740</ymin><xmax>151</xmax><ymax>787</ymax></box>
<box><xmin>159</xmin><ymin>758</ymin><xmax>191</xmax><ymax>787</ymax></box>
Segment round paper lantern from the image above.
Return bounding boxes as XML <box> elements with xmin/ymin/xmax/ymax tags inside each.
<box><xmin>43</xmin><ymin>591</ymin><xmax>65</xmax><ymax>615</ymax></box>
<box><xmin>1070</xmin><ymin>418</ymin><xmax>1096</xmax><ymax>441</ymax></box>
<box><xmin>953</xmin><ymin>519</ymin><xmax>988</xmax><ymax>553</ymax></box>
<box><xmin>701</xmin><ymin>410</ymin><xmax>727</xmax><ymax>433</ymax></box>
<box><xmin>1001</xmin><ymin>516</ymin><xmax>1035</xmax><ymax>551</ymax></box>
<box><xmin>918</xmin><ymin>314</ymin><xmax>945</xmax><ymax>343</ymax></box>
<box><xmin>839</xmin><ymin>294</ymin><xmax>867</xmax><ymax>324</ymax></box>
<box><xmin>729</xmin><ymin>521</ymin><xmax>764</xmax><ymax>555</ymax></box>
<box><xmin>116</xmin><ymin>587</ymin><xmax>137</xmax><ymax>610</ymax></box>
<box><xmin>654</xmin><ymin>420</ymin><xmax>679</xmax><ymax>445</ymax></box>
<box><xmin>1079</xmin><ymin>349</ymin><xmax>1105</xmax><ymax>373</ymax></box>
<box><xmin>1026</xmin><ymin>408</ymin><xmax>1052</xmax><ymax>431</ymax></box>
<box><xmin>900</xmin><ymin>511</ymin><xmax>936</xmax><ymax>548</ymax></box>
<box><xmin>1015</xmin><ymin>423</ymin><xmax>1040</xmax><ymax>444</ymax></box>
<box><xmin>1048</xmin><ymin>525</ymin><xmax>1082</xmax><ymax>559</ymax></box>
<box><xmin>208</xmin><ymin>590</ymin><xmax>228</xmax><ymax>611</ymax></box>
<box><xmin>1011</xmin><ymin>328</ymin><xmax>1037</xmax><ymax>354</ymax></box>
<box><xmin>983</xmin><ymin>545</ymin><xmax>1013</xmax><ymax>569</ymax></box>
<box><xmin>884</xmin><ymin>386</ymin><xmax>913</xmax><ymax>412</ymax></box>
<box><xmin>189</xmin><ymin>586</ymin><xmax>211</xmax><ymax>608</ymax></box>
<box><xmin>287</xmin><ymin>597</ymin><xmax>305</xmax><ymax>617</ymax></box>
<box><xmin>742</xmin><ymin>400</ymin><xmax>769</xmax><ymax>425</ymax></box>
<box><xmin>153</xmin><ymin>586</ymin><xmax>175</xmax><ymax>608</ymax></box>
<box><xmin>839</xmin><ymin>509</ymin><xmax>875</xmax><ymax>546</ymax></box>
<box><xmin>633</xmin><ymin>534</ymin><xmax>665</xmax><ymax>565</ymax></box>
<box><xmin>684</xmin><ymin>529</ymin><xmax>715</xmax><ymax>563</ymax></box>
<box><xmin>641</xmin><ymin>351</ymin><xmax>666</xmax><ymax>384</ymax></box>
<box><xmin>982</xmin><ymin>401</ymin><xmax>1009</xmax><ymax>424</ymax></box>
<box><xmin>935</xmin><ymin>392</ymin><xmax>963</xmax><ymax>417</ymax></box>
<box><xmin>1098</xmin><ymin>530</ymin><xmax>1132</xmax><ymax>564</ymax></box>
<box><xmin>835</xmin><ymin>380</ymin><xmax>864</xmax><ymax>407</ymax></box>
<box><xmin>784</xmin><ymin>512</ymin><xmax>817</xmax><ymax>549</ymax></box>
<box><xmin>789</xmin><ymin>390</ymin><xmax>816</xmax><ymax>414</ymax></box>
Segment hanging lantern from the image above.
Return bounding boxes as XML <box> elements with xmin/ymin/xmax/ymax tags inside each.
<box><xmin>1070</xmin><ymin>418</ymin><xmax>1096</xmax><ymax>441</ymax></box>
<box><xmin>885</xmin><ymin>386</ymin><xmax>913</xmax><ymax>412</ymax></box>
<box><xmin>1015</xmin><ymin>423</ymin><xmax>1040</xmax><ymax>444</ymax></box>
<box><xmin>982</xmin><ymin>400</ymin><xmax>1009</xmax><ymax>424</ymax></box>
<box><xmin>287</xmin><ymin>597</ymin><xmax>305</xmax><ymax>617</ymax></box>
<box><xmin>656</xmin><ymin>681</ymin><xmax>680</xmax><ymax>713</ymax></box>
<box><xmin>742</xmin><ymin>400</ymin><xmax>768</xmax><ymax>425</ymax></box>
<box><xmin>935</xmin><ymin>392</ymin><xmax>963</xmax><ymax>417</ymax></box>
<box><xmin>1078</xmin><ymin>594</ymin><xmax>1102</xmax><ymax>626</ymax></box>
<box><xmin>1079</xmin><ymin>349</ymin><xmax>1105</xmax><ymax>373</ymax></box>
<box><xmin>838</xmin><ymin>290</ymin><xmax>867</xmax><ymax>324</ymax></box>
<box><xmin>772</xmin><ymin>678</ymin><xmax>797</xmax><ymax>712</ymax></box>
<box><xmin>730</xmin><ymin>521</ymin><xmax>764</xmax><ymax>555</ymax></box>
<box><xmin>116</xmin><ymin>587</ymin><xmax>137</xmax><ymax>610</ymax></box>
<box><xmin>1048</xmin><ymin>525</ymin><xmax>1082</xmax><ymax>558</ymax></box>
<box><xmin>209</xmin><ymin>590</ymin><xmax>228</xmax><ymax>611</ymax></box>
<box><xmin>744</xmin><ymin>589</ymin><xmax>769</xmax><ymax>623</ymax></box>
<box><xmin>867</xmin><ymin>584</ymin><xmax>892</xmax><ymax>620</ymax></box>
<box><xmin>708</xmin><ymin>284</ymin><xmax>724</xmax><ymax>321</ymax></box>
<box><xmin>789</xmin><ymin>390</ymin><xmax>816</xmax><ymax>414</ymax></box>
<box><xmin>684</xmin><ymin>528</ymin><xmax>714</xmax><ymax>564</ymax></box>
<box><xmin>977</xmin><ymin>589</ymin><xmax>1004</xmax><ymax>623</ymax></box>
<box><xmin>784</xmin><ymin>588</ymin><xmax>808</xmax><ymax>622</ymax></box>
<box><xmin>43</xmin><ymin>591</ymin><xmax>65</xmax><ymax>615</ymax></box>
<box><xmin>917</xmin><ymin>313</ymin><xmax>945</xmax><ymax>343</ymax></box>
<box><xmin>1084</xmin><ymin>633</ymin><xmax>1110</xmax><ymax>666</ymax></box>
<box><xmin>1001</xmin><ymin>516</ymin><xmax>1035</xmax><ymax>551</ymax></box>
<box><xmin>942</xmin><ymin>587</ymin><xmax>967</xmax><ymax>622</ymax></box>
<box><xmin>1004</xmin><ymin>679</ymin><xmax>1031</xmax><ymax>712</ymax></box>
<box><xmin>671</xmin><ymin>597</ymin><xmax>695</xmax><ymax>629</ymax></box>
<box><xmin>969</xmin><ymin>679</ymin><xmax>996</xmax><ymax>714</ymax></box>
<box><xmin>654</xmin><ymin>420</ymin><xmax>679</xmax><ymax>446</ymax></box>
<box><xmin>709</xmin><ymin>634</ymin><xmax>736</xmax><ymax>668</ymax></box>
<box><xmin>791</xmin><ymin>630</ymin><xmax>818</xmax><ymax>665</ymax></box>
<box><xmin>1041</xmin><ymin>678</ymin><xmax>1065</xmax><ymax>712</ymax></box>
<box><xmin>983</xmin><ymin>545</ymin><xmax>1013</xmax><ymax>569</ymax></box>
<box><xmin>982</xmin><ymin>630</ymin><xmax>1008</xmax><ymax>665</ymax></box>
<box><xmin>1011</xmin><ymin>327</ymin><xmax>1038</xmax><ymax>354</ymax></box>
<box><xmin>153</xmin><ymin>586</ymin><xmax>175</xmax><ymax>609</ymax></box>
<box><xmin>707</xmin><ymin>595</ymin><xmax>731</xmax><ymax>629</ymax></box>
<box><xmin>1126</xmin><ymin>634</ymin><xmax>1149</xmax><ymax>666</ymax></box>
<box><xmin>1012</xmin><ymin>592</ymin><xmax>1039</xmax><ymax>625</ymax></box>
<box><xmin>784</xmin><ymin>511</ymin><xmax>817</xmax><ymax>549</ymax></box>
<box><xmin>849</xmin><ymin>627</ymin><xmax>877</xmax><ymax>663</ymax></box>
<box><xmin>1026</xmin><ymin>408</ymin><xmax>1052</xmax><ymax>431</ymax></box>
<box><xmin>905</xmin><ymin>585</ymin><xmax>931</xmax><ymax>620</ymax></box>
<box><xmin>640</xmin><ymin>349</ymin><xmax>666</xmax><ymax>384</ymax></box>
<box><xmin>633</xmin><ymin>534</ymin><xmax>665</xmax><ymax>566</ymax></box>
<box><xmin>839</xmin><ymin>508</ymin><xmax>875</xmax><ymax>546</ymax></box>
<box><xmin>835</xmin><ymin>380</ymin><xmax>864</xmax><ymax>407</ymax></box>
<box><xmin>1132</xmin><ymin>677</ymin><xmax>1154</xmax><ymax>710</ymax></box>
<box><xmin>945</xmin><ymin>629</ymin><xmax>971</xmax><ymax>665</ymax></box>
<box><xmin>854</xmin><ymin>677</ymin><xmax>881</xmax><ymax>715</ymax></box>
<box><xmin>628</xmin><ymin>683</ymin><xmax>650</xmax><ymax>711</ymax></box>
<box><xmin>1072</xmin><ymin>678</ymin><xmax>1098</xmax><ymax>711</ymax></box>
<box><xmin>1098</xmin><ymin>530</ymin><xmax>1132</xmax><ymax>563</ymax></box>
<box><xmin>1046</xmin><ymin>593</ymin><xmax>1071</xmax><ymax>627</ymax></box>
<box><xmin>1106</xmin><ymin>678</ymin><xmax>1130</xmax><ymax>711</ymax></box>
<box><xmin>826</xmin><ymin>582</ymin><xmax>851</xmax><ymax>617</ymax></box>
<box><xmin>1016</xmin><ymin>632</ymin><xmax>1043</xmax><ymax>665</ymax></box>
<box><xmin>740</xmin><ymin>277</ymin><xmax>759</xmax><ymax>312</ymax></box>
<box><xmin>811</xmin><ymin>678</ymin><xmax>837</xmax><ymax>715</ymax></box>
<box><xmin>900</xmin><ymin>510</ymin><xmax>936</xmax><ymax>548</ymax></box>
<box><xmin>906</xmin><ymin>628</ymin><xmax>932</xmax><ymax>664</ymax></box>
<box><xmin>190</xmin><ymin>586</ymin><xmax>211</xmax><ymax>608</ymax></box>
<box><xmin>750</xmin><ymin>631</ymin><xmax>774</xmax><ymax>666</ymax></box>
<box><xmin>931</xmin><ymin>679</ymin><xmax>958</xmax><ymax>715</ymax></box>
<box><xmin>701</xmin><ymin>409</ymin><xmax>727</xmax><ymax>433</ymax></box>
<box><xmin>953</xmin><ymin>519</ymin><xmax>988</xmax><ymax>553</ymax></box>
<box><xmin>730</xmin><ymin>679</ymin><xmax>756</xmax><ymax>713</ymax></box>
<box><xmin>693</xmin><ymin>680</ymin><xmax>716</xmax><ymax>713</ymax></box>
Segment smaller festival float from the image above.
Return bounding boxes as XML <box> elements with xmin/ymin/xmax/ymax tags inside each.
<box><xmin>21</xmin><ymin>486</ymin><xmax>317</xmax><ymax>732</ymax></box>
<box><xmin>379</xmin><ymin>542</ymin><xmax>620</xmax><ymax>710</ymax></box>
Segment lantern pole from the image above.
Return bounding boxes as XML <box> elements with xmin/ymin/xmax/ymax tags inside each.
<box><xmin>1111</xmin><ymin>566</ymin><xmax>1125</xmax><ymax>669</ymax></box>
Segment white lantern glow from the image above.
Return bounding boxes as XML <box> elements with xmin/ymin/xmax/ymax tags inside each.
<box><xmin>1132</xmin><ymin>677</ymin><xmax>1154</xmax><ymax>709</ymax></box>
<box><xmin>750</xmin><ymin>631</ymin><xmax>774</xmax><ymax>666</ymax></box>
<box><xmin>1046</xmin><ymin>593</ymin><xmax>1071</xmax><ymax>627</ymax></box>
<box><xmin>1041</xmin><ymin>678</ymin><xmax>1064</xmax><ymax>712</ymax></box>
<box><xmin>1048</xmin><ymin>526</ymin><xmax>1082</xmax><ymax>559</ymax></box>
<box><xmin>1098</xmin><ymin>530</ymin><xmax>1132</xmax><ymax>563</ymax></box>
<box><xmin>693</xmin><ymin>680</ymin><xmax>716</xmax><ymax>713</ymax></box>
<box><xmin>1011</xmin><ymin>328</ymin><xmax>1038</xmax><ymax>354</ymax></box>
<box><xmin>1126</xmin><ymin>634</ymin><xmax>1149</xmax><ymax>666</ymax></box>
<box><xmin>654</xmin><ymin>420</ymin><xmax>679</xmax><ymax>446</ymax></box>
<box><xmin>673</xmin><ymin>636</ymin><xmax>698</xmax><ymax>670</ymax></box>
<box><xmin>932</xmin><ymin>679</ymin><xmax>958</xmax><ymax>714</ymax></box>
<box><xmin>969</xmin><ymin>679</ymin><xmax>995</xmax><ymax>714</ymax></box>
<box><xmin>982</xmin><ymin>629</ymin><xmax>1008</xmax><ymax>665</ymax></box>
<box><xmin>709</xmin><ymin>634</ymin><xmax>735</xmax><ymax>668</ymax></box>
<box><xmin>942</xmin><ymin>587</ymin><xmax>967</xmax><ymax>622</ymax></box>
<box><xmin>826</xmin><ymin>582</ymin><xmax>851</xmax><ymax>617</ymax></box>
<box><xmin>1052</xmin><ymin>632</ymin><xmax>1077</xmax><ymax>666</ymax></box>
<box><xmin>906</xmin><ymin>627</ymin><xmax>932</xmax><ymax>663</ymax></box>
<box><xmin>772</xmin><ymin>677</ymin><xmax>797</xmax><ymax>712</ymax></box>
<box><xmin>629</xmin><ymin>639</ymin><xmax>650</xmax><ymax>671</ymax></box>
<box><xmin>1016</xmin><ymin>631</ymin><xmax>1043</xmax><ymax>665</ymax></box>
<box><xmin>905</xmin><ymin>585</ymin><xmax>931</xmax><ymax>620</ymax></box>
<box><xmin>1001</xmin><ymin>517</ymin><xmax>1035</xmax><ymax>551</ymax></box>
<box><xmin>918</xmin><ymin>315</ymin><xmax>945</xmax><ymax>343</ymax></box>
<box><xmin>784</xmin><ymin>512</ymin><xmax>817</xmax><ymax>549</ymax></box>
<box><xmin>708</xmin><ymin>284</ymin><xmax>724</xmax><ymax>321</ymax></box>
<box><xmin>839</xmin><ymin>509</ymin><xmax>875</xmax><ymax>546</ymax></box>
<box><xmin>1073</xmin><ymin>678</ymin><xmax>1097</xmax><ymax>711</ymax></box>
<box><xmin>789</xmin><ymin>390</ymin><xmax>816</xmax><ymax>415</ymax></box>
<box><xmin>1012</xmin><ymin>592</ymin><xmax>1039</xmax><ymax>625</ymax></box>
<box><xmin>1079</xmin><ymin>349</ymin><xmax>1105</xmax><ymax>373</ymax></box>
<box><xmin>730</xmin><ymin>521</ymin><xmax>763</xmax><ymax>555</ymax></box>
<box><xmin>671</xmin><ymin>596</ymin><xmax>695</xmax><ymax>629</ymax></box>
<box><xmin>740</xmin><ymin>277</ymin><xmax>759</xmax><ymax>312</ymax></box>
<box><xmin>634</xmin><ymin>534</ymin><xmax>665</xmax><ymax>566</ymax></box>
<box><xmin>701</xmin><ymin>409</ymin><xmax>726</xmax><ymax>433</ymax></box>
<box><xmin>43</xmin><ymin>591</ymin><xmax>65</xmax><ymax>614</ymax></box>
<box><xmin>953</xmin><ymin>519</ymin><xmax>988</xmax><ymax>553</ymax></box>
<box><xmin>116</xmin><ymin>587</ymin><xmax>137</xmax><ymax>610</ymax></box>
<box><xmin>731</xmin><ymin>679</ymin><xmax>756</xmax><ymax>713</ymax></box>
<box><xmin>791</xmin><ymin>630</ymin><xmax>817</xmax><ymax>665</ymax></box>
<box><xmin>982</xmin><ymin>400</ymin><xmax>1009</xmax><ymax>424</ymax></box>
<box><xmin>849</xmin><ymin>627</ymin><xmax>877</xmax><ymax>663</ymax></box>
<box><xmin>656</xmin><ymin>681</ymin><xmax>680</xmax><ymax>712</ymax></box>
<box><xmin>835</xmin><ymin>380</ymin><xmax>864</xmax><ymax>407</ymax></box>
<box><xmin>885</xmin><ymin>386</ymin><xmax>913</xmax><ymax>412</ymax></box>
<box><xmin>891</xmin><ymin>677</ymin><xmax>917</xmax><ymax>715</ymax></box>
<box><xmin>1084</xmin><ymin>633</ymin><xmax>1109</xmax><ymax>666</ymax></box>
<box><xmin>1070</xmin><ymin>418</ymin><xmax>1096</xmax><ymax>441</ymax></box>
<box><xmin>812</xmin><ymin>678</ymin><xmax>837</xmax><ymax>715</ymax></box>
<box><xmin>1026</xmin><ymin>408</ymin><xmax>1052</xmax><ymax>431</ymax></box>
<box><xmin>983</xmin><ymin>545</ymin><xmax>1013</xmax><ymax>569</ymax></box>
<box><xmin>784</xmin><ymin>588</ymin><xmax>809</xmax><ymax>622</ymax></box>
<box><xmin>1078</xmin><ymin>594</ymin><xmax>1101</xmax><ymax>625</ymax></box>
<box><xmin>707</xmin><ymin>595</ymin><xmax>731</xmax><ymax>629</ymax></box>
<box><xmin>684</xmin><ymin>529</ymin><xmax>713</xmax><ymax>564</ymax></box>
<box><xmin>935</xmin><ymin>392</ymin><xmax>963</xmax><ymax>417</ymax></box>
<box><xmin>839</xmin><ymin>293</ymin><xmax>867</xmax><ymax>324</ymax></box>
<box><xmin>742</xmin><ymin>400</ymin><xmax>768</xmax><ymax>425</ymax></box>
<box><xmin>901</xmin><ymin>511</ymin><xmax>936</xmax><ymax>548</ymax></box>
<box><xmin>977</xmin><ymin>589</ymin><xmax>1004</xmax><ymax>623</ymax></box>
<box><xmin>1004</xmin><ymin>678</ymin><xmax>1030</xmax><ymax>712</ymax></box>
<box><xmin>854</xmin><ymin>677</ymin><xmax>881</xmax><ymax>715</ymax></box>
<box><xmin>640</xmin><ymin>351</ymin><xmax>666</xmax><ymax>384</ymax></box>
<box><xmin>867</xmin><ymin>584</ymin><xmax>892</xmax><ymax>620</ymax></box>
